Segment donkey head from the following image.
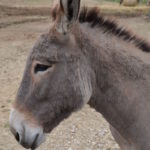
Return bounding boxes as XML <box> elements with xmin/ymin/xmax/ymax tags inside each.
<box><xmin>9</xmin><ymin>0</ymin><xmax>94</xmax><ymax>149</ymax></box>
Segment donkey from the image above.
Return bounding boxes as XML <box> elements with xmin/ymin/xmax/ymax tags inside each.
<box><xmin>9</xmin><ymin>0</ymin><xmax>150</xmax><ymax>150</ymax></box>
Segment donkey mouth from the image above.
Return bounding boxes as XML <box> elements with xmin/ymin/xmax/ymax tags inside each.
<box><xmin>9</xmin><ymin>108</ymin><xmax>45</xmax><ymax>149</ymax></box>
<box><xmin>10</xmin><ymin>123</ymin><xmax>45</xmax><ymax>150</ymax></box>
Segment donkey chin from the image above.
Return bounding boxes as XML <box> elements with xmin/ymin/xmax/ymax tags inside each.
<box><xmin>9</xmin><ymin>108</ymin><xmax>45</xmax><ymax>149</ymax></box>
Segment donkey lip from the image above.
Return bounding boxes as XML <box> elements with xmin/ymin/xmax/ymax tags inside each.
<box><xmin>20</xmin><ymin>133</ymin><xmax>43</xmax><ymax>149</ymax></box>
<box><xmin>21</xmin><ymin>137</ymin><xmax>38</xmax><ymax>149</ymax></box>
<box><xmin>20</xmin><ymin>142</ymin><xmax>31</xmax><ymax>149</ymax></box>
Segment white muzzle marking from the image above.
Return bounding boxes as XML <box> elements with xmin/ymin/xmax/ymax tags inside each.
<box><xmin>9</xmin><ymin>108</ymin><xmax>45</xmax><ymax>149</ymax></box>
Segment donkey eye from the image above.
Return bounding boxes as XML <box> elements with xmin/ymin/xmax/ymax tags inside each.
<box><xmin>34</xmin><ymin>64</ymin><xmax>52</xmax><ymax>74</ymax></box>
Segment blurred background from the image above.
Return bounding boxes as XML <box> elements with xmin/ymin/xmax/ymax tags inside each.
<box><xmin>0</xmin><ymin>0</ymin><xmax>150</xmax><ymax>150</ymax></box>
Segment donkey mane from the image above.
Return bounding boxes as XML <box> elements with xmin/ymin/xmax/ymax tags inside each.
<box><xmin>79</xmin><ymin>7</ymin><xmax>150</xmax><ymax>52</ymax></box>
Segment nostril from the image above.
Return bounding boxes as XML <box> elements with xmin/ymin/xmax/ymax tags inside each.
<box><xmin>15</xmin><ymin>132</ymin><xmax>20</xmax><ymax>142</ymax></box>
<box><xmin>31</xmin><ymin>134</ymin><xmax>39</xmax><ymax>149</ymax></box>
<box><xmin>10</xmin><ymin>127</ymin><xmax>21</xmax><ymax>143</ymax></box>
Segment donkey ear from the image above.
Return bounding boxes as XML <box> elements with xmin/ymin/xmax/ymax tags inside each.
<box><xmin>53</xmin><ymin>0</ymin><xmax>81</xmax><ymax>34</ymax></box>
<box><xmin>60</xmin><ymin>0</ymin><xmax>81</xmax><ymax>22</ymax></box>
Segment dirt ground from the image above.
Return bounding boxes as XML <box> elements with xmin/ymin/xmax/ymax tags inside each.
<box><xmin>1</xmin><ymin>0</ymin><xmax>149</xmax><ymax>17</ymax></box>
<box><xmin>0</xmin><ymin>0</ymin><xmax>111</xmax><ymax>7</ymax></box>
<box><xmin>0</xmin><ymin>12</ymin><xmax>150</xmax><ymax>150</ymax></box>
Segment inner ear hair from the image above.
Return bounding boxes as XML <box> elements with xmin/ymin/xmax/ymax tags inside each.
<box><xmin>61</xmin><ymin>0</ymin><xmax>81</xmax><ymax>22</ymax></box>
<box><xmin>51</xmin><ymin>0</ymin><xmax>81</xmax><ymax>34</ymax></box>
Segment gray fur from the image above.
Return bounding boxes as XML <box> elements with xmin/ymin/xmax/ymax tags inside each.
<box><xmin>12</xmin><ymin>0</ymin><xmax>150</xmax><ymax>149</ymax></box>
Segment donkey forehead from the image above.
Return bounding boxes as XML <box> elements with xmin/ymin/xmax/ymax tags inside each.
<box><xmin>31</xmin><ymin>33</ymin><xmax>81</xmax><ymax>62</ymax></box>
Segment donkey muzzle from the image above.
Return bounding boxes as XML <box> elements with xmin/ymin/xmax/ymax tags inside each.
<box><xmin>9</xmin><ymin>108</ymin><xmax>45</xmax><ymax>149</ymax></box>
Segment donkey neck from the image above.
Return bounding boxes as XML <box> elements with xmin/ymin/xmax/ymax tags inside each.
<box><xmin>79</xmin><ymin>23</ymin><xmax>150</xmax><ymax>146</ymax></box>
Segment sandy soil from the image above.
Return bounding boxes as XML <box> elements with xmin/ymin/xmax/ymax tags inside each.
<box><xmin>0</xmin><ymin>15</ymin><xmax>150</xmax><ymax>150</ymax></box>
<box><xmin>0</xmin><ymin>0</ymin><xmax>105</xmax><ymax>7</ymax></box>
<box><xmin>0</xmin><ymin>0</ymin><xmax>149</xmax><ymax>17</ymax></box>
